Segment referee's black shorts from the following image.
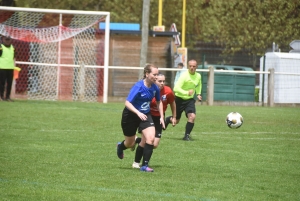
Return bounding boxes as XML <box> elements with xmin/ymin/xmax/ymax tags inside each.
<box><xmin>121</xmin><ymin>107</ymin><xmax>154</xmax><ymax>137</ymax></box>
<box><xmin>175</xmin><ymin>96</ymin><xmax>196</xmax><ymax>120</ymax></box>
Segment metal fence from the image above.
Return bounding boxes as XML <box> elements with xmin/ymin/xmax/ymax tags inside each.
<box><xmin>12</xmin><ymin>54</ymin><xmax>300</xmax><ymax>106</ymax></box>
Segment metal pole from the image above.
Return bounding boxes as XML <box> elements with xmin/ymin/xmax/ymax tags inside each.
<box><xmin>181</xmin><ymin>0</ymin><xmax>186</xmax><ymax>48</ymax></box>
<box><xmin>207</xmin><ymin>66</ymin><xmax>214</xmax><ymax>106</ymax></box>
<box><xmin>56</xmin><ymin>14</ymin><xmax>62</xmax><ymax>100</ymax></box>
<box><xmin>262</xmin><ymin>55</ymin><xmax>266</xmax><ymax>106</ymax></box>
<box><xmin>140</xmin><ymin>0</ymin><xmax>150</xmax><ymax>78</ymax></box>
<box><xmin>268</xmin><ymin>68</ymin><xmax>274</xmax><ymax>107</ymax></box>
<box><xmin>103</xmin><ymin>14</ymin><xmax>110</xmax><ymax>103</ymax></box>
<box><xmin>158</xmin><ymin>0</ymin><xmax>163</xmax><ymax>26</ymax></box>
<box><xmin>0</xmin><ymin>6</ymin><xmax>110</xmax><ymax>15</ymax></box>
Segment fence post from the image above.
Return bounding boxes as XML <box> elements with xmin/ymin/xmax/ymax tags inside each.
<box><xmin>207</xmin><ymin>66</ymin><xmax>214</xmax><ymax>106</ymax></box>
<box><xmin>267</xmin><ymin>68</ymin><xmax>274</xmax><ymax>107</ymax></box>
<box><xmin>262</xmin><ymin>55</ymin><xmax>266</xmax><ymax>106</ymax></box>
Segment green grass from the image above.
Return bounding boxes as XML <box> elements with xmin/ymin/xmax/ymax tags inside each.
<box><xmin>0</xmin><ymin>100</ymin><xmax>300</xmax><ymax>201</ymax></box>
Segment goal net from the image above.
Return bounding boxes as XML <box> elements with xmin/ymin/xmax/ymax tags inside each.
<box><xmin>0</xmin><ymin>6</ymin><xmax>110</xmax><ymax>102</ymax></box>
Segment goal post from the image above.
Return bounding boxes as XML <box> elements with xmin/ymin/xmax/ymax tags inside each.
<box><xmin>0</xmin><ymin>6</ymin><xmax>110</xmax><ymax>103</ymax></box>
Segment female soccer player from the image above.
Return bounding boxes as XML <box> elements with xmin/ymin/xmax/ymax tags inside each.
<box><xmin>132</xmin><ymin>73</ymin><xmax>177</xmax><ymax>169</ymax></box>
<box><xmin>116</xmin><ymin>64</ymin><xmax>165</xmax><ymax>172</ymax></box>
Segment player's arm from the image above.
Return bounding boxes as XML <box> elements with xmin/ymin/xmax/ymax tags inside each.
<box><xmin>125</xmin><ymin>100</ymin><xmax>147</xmax><ymax>121</ymax></box>
<box><xmin>170</xmin><ymin>100</ymin><xmax>177</xmax><ymax>126</ymax></box>
<box><xmin>174</xmin><ymin>74</ymin><xmax>189</xmax><ymax>95</ymax></box>
<box><xmin>125</xmin><ymin>83</ymin><xmax>148</xmax><ymax>120</ymax></box>
<box><xmin>195</xmin><ymin>75</ymin><xmax>202</xmax><ymax>101</ymax></box>
<box><xmin>174</xmin><ymin>74</ymin><xmax>194</xmax><ymax>96</ymax></box>
<box><xmin>167</xmin><ymin>90</ymin><xmax>177</xmax><ymax>126</ymax></box>
<box><xmin>156</xmin><ymin>100</ymin><xmax>165</xmax><ymax>129</ymax></box>
<box><xmin>154</xmin><ymin>86</ymin><xmax>164</xmax><ymax>128</ymax></box>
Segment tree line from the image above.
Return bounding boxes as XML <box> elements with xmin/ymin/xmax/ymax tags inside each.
<box><xmin>1</xmin><ymin>0</ymin><xmax>300</xmax><ymax>67</ymax></box>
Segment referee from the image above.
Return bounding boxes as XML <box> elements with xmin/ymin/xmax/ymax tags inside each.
<box><xmin>165</xmin><ymin>59</ymin><xmax>202</xmax><ymax>141</ymax></box>
<box><xmin>0</xmin><ymin>35</ymin><xmax>15</xmax><ymax>102</ymax></box>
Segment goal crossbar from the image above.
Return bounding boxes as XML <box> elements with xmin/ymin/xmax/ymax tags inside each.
<box><xmin>0</xmin><ymin>6</ymin><xmax>110</xmax><ymax>16</ymax></box>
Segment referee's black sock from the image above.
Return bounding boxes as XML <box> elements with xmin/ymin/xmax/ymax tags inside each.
<box><xmin>185</xmin><ymin>122</ymin><xmax>194</xmax><ymax>136</ymax></box>
<box><xmin>142</xmin><ymin>143</ymin><xmax>154</xmax><ymax>166</ymax></box>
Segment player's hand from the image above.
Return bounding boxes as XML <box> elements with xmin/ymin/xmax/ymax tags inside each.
<box><xmin>137</xmin><ymin>112</ymin><xmax>147</xmax><ymax>121</ymax></box>
<box><xmin>188</xmin><ymin>89</ymin><xmax>194</xmax><ymax>96</ymax></box>
<box><xmin>171</xmin><ymin>117</ymin><xmax>176</xmax><ymax>127</ymax></box>
<box><xmin>197</xmin><ymin>94</ymin><xmax>202</xmax><ymax>102</ymax></box>
<box><xmin>160</xmin><ymin>117</ymin><xmax>165</xmax><ymax>129</ymax></box>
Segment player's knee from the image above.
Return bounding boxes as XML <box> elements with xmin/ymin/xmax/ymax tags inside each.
<box><xmin>145</xmin><ymin>136</ymin><xmax>155</xmax><ymax>145</ymax></box>
<box><xmin>129</xmin><ymin>141</ymin><xmax>136</xmax><ymax>148</ymax></box>
<box><xmin>153</xmin><ymin>137</ymin><xmax>160</xmax><ymax>148</ymax></box>
<box><xmin>125</xmin><ymin>140</ymin><xmax>136</xmax><ymax>148</ymax></box>
<box><xmin>188</xmin><ymin>113</ymin><xmax>196</xmax><ymax>121</ymax></box>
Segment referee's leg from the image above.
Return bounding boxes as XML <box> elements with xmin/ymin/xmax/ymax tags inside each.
<box><xmin>183</xmin><ymin>99</ymin><xmax>196</xmax><ymax>141</ymax></box>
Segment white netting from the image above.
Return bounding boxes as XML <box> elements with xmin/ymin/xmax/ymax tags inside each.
<box><xmin>0</xmin><ymin>11</ymin><xmax>105</xmax><ymax>42</ymax></box>
<box><xmin>0</xmin><ymin>7</ymin><xmax>109</xmax><ymax>102</ymax></box>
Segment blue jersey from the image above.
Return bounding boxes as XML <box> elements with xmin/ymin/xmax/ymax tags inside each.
<box><xmin>126</xmin><ymin>80</ymin><xmax>160</xmax><ymax>114</ymax></box>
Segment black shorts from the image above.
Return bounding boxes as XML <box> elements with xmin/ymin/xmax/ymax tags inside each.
<box><xmin>175</xmin><ymin>96</ymin><xmax>196</xmax><ymax>120</ymax></box>
<box><xmin>137</xmin><ymin>115</ymin><xmax>162</xmax><ymax>138</ymax></box>
<box><xmin>121</xmin><ymin>107</ymin><xmax>154</xmax><ymax>137</ymax></box>
<box><xmin>152</xmin><ymin>115</ymin><xmax>162</xmax><ymax>138</ymax></box>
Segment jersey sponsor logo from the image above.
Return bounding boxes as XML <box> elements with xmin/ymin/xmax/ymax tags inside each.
<box><xmin>141</xmin><ymin>93</ymin><xmax>146</xmax><ymax>97</ymax></box>
<box><xmin>140</xmin><ymin>101</ymin><xmax>150</xmax><ymax>111</ymax></box>
<box><xmin>162</xmin><ymin>94</ymin><xmax>167</xmax><ymax>101</ymax></box>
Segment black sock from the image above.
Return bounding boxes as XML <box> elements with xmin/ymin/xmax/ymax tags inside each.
<box><xmin>135</xmin><ymin>137</ymin><xmax>141</xmax><ymax>144</ymax></box>
<box><xmin>142</xmin><ymin>143</ymin><xmax>154</xmax><ymax>166</ymax></box>
<box><xmin>119</xmin><ymin>140</ymin><xmax>127</xmax><ymax>150</ymax></box>
<box><xmin>185</xmin><ymin>122</ymin><xmax>194</xmax><ymax>136</ymax></box>
<box><xmin>164</xmin><ymin>116</ymin><xmax>172</xmax><ymax>130</ymax></box>
<box><xmin>134</xmin><ymin>145</ymin><xmax>144</xmax><ymax>163</ymax></box>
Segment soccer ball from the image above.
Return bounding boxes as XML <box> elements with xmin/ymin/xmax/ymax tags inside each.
<box><xmin>226</xmin><ymin>112</ymin><xmax>243</xmax><ymax>129</ymax></box>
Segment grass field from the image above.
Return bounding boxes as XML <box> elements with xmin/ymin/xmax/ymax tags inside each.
<box><xmin>0</xmin><ymin>100</ymin><xmax>299</xmax><ymax>201</ymax></box>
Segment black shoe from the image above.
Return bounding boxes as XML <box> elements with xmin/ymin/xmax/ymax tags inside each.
<box><xmin>182</xmin><ymin>134</ymin><xmax>191</xmax><ymax>141</ymax></box>
<box><xmin>0</xmin><ymin>96</ymin><xmax>5</xmax><ymax>101</ymax></box>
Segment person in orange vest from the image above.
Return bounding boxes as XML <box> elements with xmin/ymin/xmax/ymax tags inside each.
<box><xmin>0</xmin><ymin>35</ymin><xmax>16</xmax><ymax>102</ymax></box>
